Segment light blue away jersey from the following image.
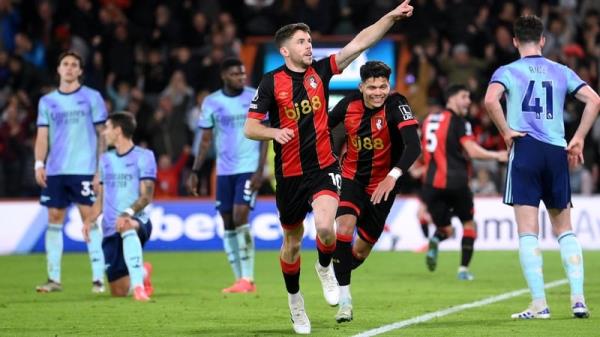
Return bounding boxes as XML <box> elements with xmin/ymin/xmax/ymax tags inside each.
<box><xmin>37</xmin><ymin>85</ymin><xmax>107</xmax><ymax>175</ymax></box>
<box><xmin>100</xmin><ymin>146</ymin><xmax>156</xmax><ymax>237</ymax></box>
<box><xmin>490</xmin><ymin>55</ymin><xmax>586</xmax><ymax>147</ymax></box>
<box><xmin>198</xmin><ymin>87</ymin><xmax>260</xmax><ymax>175</ymax></box>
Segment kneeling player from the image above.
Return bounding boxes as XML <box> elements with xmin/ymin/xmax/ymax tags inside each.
<box><xmin>329</xmin><ymin>61</ymin><xmax>421</xmax><ymax>323</ymax></box>
<box><xmin>83</xmin><ymin>112</ymin><xmax>155</xmax><ymax>301</ymax></box>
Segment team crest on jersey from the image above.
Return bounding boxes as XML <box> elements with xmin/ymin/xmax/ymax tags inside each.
<box><xmin>375</xmin><ymin>117</ymin><xmax>384</xmax><ymax>130</ymax></box>
<box><xmin>399</xmin><ymin>104</ymin><xmax>413</xmax><ymax>120</ymax></box>
<box><xmin>307</xmin><ymin>76</ymin><xmax>318</xmax><ymax>89</ymax></box>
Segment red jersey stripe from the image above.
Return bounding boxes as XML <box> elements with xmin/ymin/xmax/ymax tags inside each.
<box><xmin>304</xmin><ymin>67</ymin><xmax>336</xmax><ymax>170</ymax></box>
<box><xmin>341</xmin><ymin>100</ymin><xmax>364</xmax><ymax>180</ymax></box>
<box><xmin>312</xmin><ymin>189</ymin><xmax>339</xmax><ymax>202</ymax></box>
<box><xmin>432</xmin><ymin>111</ymin><xmax>451</xmax><ymax>188</ymax></box>
<box><xmin>274</xmin><ymin>71</ymin><xmax>302</xmax><ymax>176</ymax></box>
<box><xmin>368</xmin><ymin>109</ymin><xmax>391</xmax><ymax>194</ymax></box>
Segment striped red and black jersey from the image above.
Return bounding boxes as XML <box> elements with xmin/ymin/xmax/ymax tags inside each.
<box><xmin>421</xmin><ymin>109</ymin><xmax>475</xmax><ymax>189</ymax></box>
<box><xmin>329</xmin><ymin>92</ymin><xmax>419</xmax><ymax>195</ymax></box>
<box><xmin>247</xmin><ymin>55</ymin><xmax>340</xmax><ymax>178</ymax></box>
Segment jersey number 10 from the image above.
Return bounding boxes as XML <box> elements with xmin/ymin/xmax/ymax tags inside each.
<box><xmin>522</xmin><ymin>80</ymin><xmax>553</xmax><ymax>119</ymax></box>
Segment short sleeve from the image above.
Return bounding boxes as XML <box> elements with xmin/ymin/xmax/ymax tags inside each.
<box><xmin>328</xmin><ymin>95</ymin><xmax>351</xmax><ymax>128</ymax></box>
<box><xmin>387</xmin><ymin>93</ymin><xmax>419</xmax><ymax>129</ymax></box>
<box><xmin>565</xmin><ymin>66</ymin><xmax>587</xmax><ymax>95</ymax></box>
<box><xmin>91</xmin><ymin>90</ymin><xmax>108</xmax><ymax>124</ymax></box>
<box><xmin>490</xmin><ymin>66</ymin><xmax>510</xmax><ymax>93</ymax></box>
<box><xmin>311</xmin><ymin>55</ymin><xmax>340</xmax><ymax>85</ymax></box>
<box><xmin>37</xmin><ymin>98</ymin><xmax>49</xmax><ymax>127</ymax></box>
<box><xmin>248</xmin><ymin>74</ymin><xmax>274</xmax><ymax>120</ymax></box>
<box><xmin>455</xmin><ymin>116</ymin><xmax>475</xmax><ymax>145</ymax></box>
<box><xmin>198</xmin><ymin>97</ymin><xmax>215</xmax><ymax>129</ymax></box>
<box><xmin>138</xmin><ymin>150</ymin><xmax>157</xmax><ymax>180</ymax></box>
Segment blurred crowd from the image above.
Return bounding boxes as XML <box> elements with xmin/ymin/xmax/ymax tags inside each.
<box><xmin>0</xmin><ymin>0</ymin><xmax>599</xmax><ymax>198</ymax></box>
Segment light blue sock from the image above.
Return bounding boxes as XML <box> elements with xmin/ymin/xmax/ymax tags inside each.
<box><xmin>558</xmin><ymin>231</ymin><xmax>584</xmax><ymax>298</ymax></box>
<box><xmin>87</xmin><ymin>223</ymin><xmax>105</xmax><ymax>283</ymax></box>
<box><xmin>46</xmin><ymin>223</ymin><xmax>63</xmax><ymax>283</ymax></box>
<box><xmin>519</xmin><ymin>233</ymin><xmax>546</xmax><ymax>301</ymax></box>
<box><xmin>224</xmin><ymin>230</ymin><xmax>241</xmax><ymax>280</ymax></box>
<box><xmin>236</xmin><ymin>224</ymin><xmax>255</xmax><ymax>281</ymax></box>
<box><xmin>121</xmin><ymin>229</ymin><xmax>144</xmax><ymax>288</ymax></box>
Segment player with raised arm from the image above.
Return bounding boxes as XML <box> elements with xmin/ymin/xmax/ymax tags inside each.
<box><xmin>187</xmin><ymin>58</ymin><xmax>267</xmax><ymax>293</ymax></box>
<box><xmin>83</xmin><ymin>112</ymin><xmax>156</xmax><ymax>301</ymax></box>
<box><xmin>484</xmin><ymin>15</ymin><xmax>600</xmax><ymax>319</ymax></box>
<box><xmin>35</xmin><ymin>51</ymin><xmax>107</xmax><ymax>293</ymax></box>
<box><xmin>328</xmin><ymin>61</ymin><xmax>421</xmax><ymax>323</ymax></box>
<box><xmin>244</xmin><ymin>2</ymin><xmax>413</xmax><ymax>333</ymax></box>
<box><xmin>421</xmin><ymin>84</ymin><xmax>507</xmax><ymax>280</ymax></box>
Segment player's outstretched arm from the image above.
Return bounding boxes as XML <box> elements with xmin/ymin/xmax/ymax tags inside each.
<box><xmin>34</xmin><ymin>126</ymin><xmax>49</xmax><ymax>188</ymax></box>
<box><xmin>83</xmin><ymin>184</ymin><xmax>103</xmax><ymax>242</ymax></box>
<box><xmin>187</xmin><ymin>129</ymin><xmax>214</xmax><ymax>196</ymax></box>
<box><xmin>568</xmin><ymin>85</ymin><xmax>600</xmax><ymax>166</ymax></box>
<box><xmin>335</xmin><ymin>0</ymin><xmax>413</xmax><ymax>71</ymax></box>
<box><xmin>462</xmin><ymin>139</ymin><xmax>507</xmax><ymax>162</ymax></box>
<box><xmin>484</xmin><ymin>83</ymin><xmax>525</xmax><ymax>149</ymax></box>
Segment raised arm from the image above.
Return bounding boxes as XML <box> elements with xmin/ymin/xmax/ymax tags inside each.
<box><xmin>335</xmin><ymin>0</ymin><xmax>413</xmax><ymax>70</ymax></box>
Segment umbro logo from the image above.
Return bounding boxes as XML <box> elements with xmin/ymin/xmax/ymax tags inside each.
<box><xmin>125</xmin><ymin>163</ymin><xmax>135</xmax><ymax>167</ymax></box>
<box><xmin>77</xmin><ymin>100</ymin><xmax>86</xmax><ymax>105</ymax></box>
<box><xmin>40</xmin><ymin>195</ymin><xmax>51</xmax><ymax>202</ymax></box>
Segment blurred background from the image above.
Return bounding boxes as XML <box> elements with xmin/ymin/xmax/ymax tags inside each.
<box><xmin>0</xmin><ymin>0</ymin><xmax>599</xmax><ymax>200</ymax></box>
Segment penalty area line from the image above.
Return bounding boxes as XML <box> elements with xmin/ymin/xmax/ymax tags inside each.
<box><xmin>352</xmin><ymin>279</ymin><xmax>568</xmax><ymax>337</ymax></box>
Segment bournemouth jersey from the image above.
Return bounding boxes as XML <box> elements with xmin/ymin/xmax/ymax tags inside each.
<box><xmin>329</xmin><ymin>92</ymin><xmax>418</xmax><ymax>194</ymax></box>
<box><xmin>421</xmin><ymin>109</ymin><xmax>474</xmax><ymax>189</ymax></box>
<box><xmin>247</xmin><ymin>55</ymin><xmax>340</xmax><ymax>177</ymax></box>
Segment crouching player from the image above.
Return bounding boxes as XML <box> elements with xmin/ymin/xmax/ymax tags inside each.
<box><xmin>83</xmin><ymin>112</ymin><xmax>155</xmax><ymax>301</ymax></box>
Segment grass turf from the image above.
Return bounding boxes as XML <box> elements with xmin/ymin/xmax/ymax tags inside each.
<box><xmin>0</xmin><ymin>250</ymin><xmax>597</xmax><ymax>336</ymax></box>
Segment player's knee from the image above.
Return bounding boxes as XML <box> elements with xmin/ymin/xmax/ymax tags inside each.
<box><xmin>316</xmin><ymin>227</ymin><xmax>335</xmax><ymax>243</ymax></box>
<box><xmin>48</xmin><ymin>209</ymin><xmax>65</xmax><ymax>224</ymax></box>
<box><xmin>109</xmin><ymin>285</ymin><xmax>129</xmax><ymax>297</ymax></box>
<box><xmin>336</xmin><ymin>222</ymin><xmax>354</xmax><ymax>236</ymax></box>
<box><xmin>352</xmin><ymin>247</ymin><xmax>370</xmax><ymax>261</ymax></box>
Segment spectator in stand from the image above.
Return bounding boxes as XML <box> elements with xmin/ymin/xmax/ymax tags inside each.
<box><xmin>155</xmin><ymin>146</ymin><xmax>191</xmax><ymax>198</ymax></box>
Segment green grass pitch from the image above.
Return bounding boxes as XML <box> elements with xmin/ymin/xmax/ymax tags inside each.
<box><xmin>1</xmin><ymin>250</ymin><xmax>597</xmax><ymax>336</ymax></box>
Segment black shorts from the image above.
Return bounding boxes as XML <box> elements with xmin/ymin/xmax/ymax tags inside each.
<box><xmin>337</xmin><ymin>178</ymin><xmax>396</xmax><ymax>244</ymax></box>
<box><xmin>102</xmin><ymin>218</ymin><xmax>152</xmax><ymax>282</ymax></box>
<box><xmin>420</xmin><ymin>185</ymin><xmax>474</xmax><ymax>227</ymax></box>
<box><xmin>275</xmin><ymin>164</ymin><xmax>341</xmax><ymax>229</ymax></box>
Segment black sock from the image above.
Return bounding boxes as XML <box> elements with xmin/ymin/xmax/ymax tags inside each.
<box><xmin>316</xmin><ymin>236</ymin><xmax>335</xmax><ymax>267</ymax></box>
<box><xmin>461</xmin><ymin>237</ymin><xmax>475</xmax><ymax>268</ymax></box>
<box><xmin>280</xmin><ymin>257</ymin><xmax>301</xmax><ymax>294</ymax></box>
<box><xmin>433</xmin><ymin>228</ymin><xmax>450</xmax><ymax>242</ymax></box>
<box><xmin>333</xmin><ymin>239</ymin><xmax>352</xmax><ymax>286</ymax></box>
<box><xmin>351</xmin><ymin>252</ymin><xmax>365</xmax><ymax>270</ymax></box>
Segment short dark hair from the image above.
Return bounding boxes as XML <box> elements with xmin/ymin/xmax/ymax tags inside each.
<box><xmin>514</xmin><ymin>15</ymin><xmax>544</xmax><ymax>43</ymax></box>
<box><xmin>57</xmin><ymin>50</ymin><xmax>84</xmax><ymax>68</ymax></box>
<box><xmin>108</xmin><ymin>112</ymin><xmax>136</xmax><ymax>139</ymax></box>
<box><xmin>360</xmin><ymin>61</ymin><xmax>392</xmax><ymax>82</ymax></box>
<box><xmin>220</xmin><ymin>57</ymin><xmax>243</xmax><ymax>73</ymax></box>
<box><xmin>445</xmin><ymin>84</ymin><xmax>469</xmax><ymax>102</ymax></box>
<box><xmin>274</xmin><ymin>23</ymin><xmax>311</xmax><ymax>47</ymax></box>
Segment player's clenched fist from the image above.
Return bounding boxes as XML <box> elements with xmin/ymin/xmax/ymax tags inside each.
<box><xmin>389</xmin><ymin>0</ymin><xmax>413</xmax><ymax>20</ymax></box>
<box><xmin>274</xmin><ymin>128</ymin><xmax>295</xmax><ymax>144</ymax></box>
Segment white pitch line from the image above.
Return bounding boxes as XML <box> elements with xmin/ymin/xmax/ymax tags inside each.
<box><xmin>352</xmin><ymin>279</ymin><xmax>568</xmax><ymax>337</ymax></box>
